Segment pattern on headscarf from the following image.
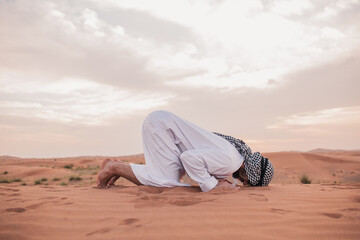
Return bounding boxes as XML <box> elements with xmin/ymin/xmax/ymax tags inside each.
<box><xmin>213</xmin><ymin>132</ymin><xmax>274</xmax><ymax>186</ymax></box>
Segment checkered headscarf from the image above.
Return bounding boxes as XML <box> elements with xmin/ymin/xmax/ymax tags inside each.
<box><xmin>213</xmin><ymin>132</ymin><xmax>274</xmax><ymax>186</ymax></box>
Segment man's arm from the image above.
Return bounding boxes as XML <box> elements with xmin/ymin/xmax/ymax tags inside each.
<box><xmin>180</xmin><ymin>149</ymin><xmax>238</xmax><ymax>192</ymax></box>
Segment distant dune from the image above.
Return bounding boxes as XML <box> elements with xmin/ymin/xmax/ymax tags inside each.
<box><xmin>0</xmin><ymin>155</ymin><xmax>21</xmax><ymax>161</ymax></box>
<box><xmin>307</xmin><ymin>148</ymin><xmax>360</xmax><ymax>154</ymax></box>
<box><xmin>1</xmin><ymin>150</ymin><xmax>359</xmax><ymax>239</ymax></box>
<box><xmin>264</xmin><ymin>150</ymin><xmax>360</xmax><ymax>184</ymax></box>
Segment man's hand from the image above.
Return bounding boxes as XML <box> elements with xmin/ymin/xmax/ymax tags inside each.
<box><xmin>214</xmin><ymin>179</ymin><xmax>239</xmax><ymax>190</ymax></box>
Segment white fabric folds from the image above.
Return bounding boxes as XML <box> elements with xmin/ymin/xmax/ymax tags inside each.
<box><xmin>130</xmin><ymin>111</ymin><xmax>243</xmax><ymax>192</ymax></box>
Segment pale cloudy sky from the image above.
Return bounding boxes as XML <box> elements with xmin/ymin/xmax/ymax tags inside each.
<box><xmin>0</xmin><ymin>0</ymin><xmax>359</xmax><ymax>157</ymax></box>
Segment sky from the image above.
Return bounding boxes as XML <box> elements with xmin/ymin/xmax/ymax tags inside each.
<box><xmin>0</xmin><ymin>0</ymin><xmax>359</xmax><ymax>158</ymax></box>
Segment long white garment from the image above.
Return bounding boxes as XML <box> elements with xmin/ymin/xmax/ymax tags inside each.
<box><xmin>130</xmin><ymin>111</ymin><xmax>244</xmax><ymax>192</ymax></box>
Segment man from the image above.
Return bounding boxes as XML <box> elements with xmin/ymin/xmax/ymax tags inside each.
<box><xmin>97</xmin><ymin>110</ymin><xmax>274</xmax><ymax>191</ymax></box>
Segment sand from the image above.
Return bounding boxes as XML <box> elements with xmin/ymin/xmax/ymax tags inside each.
<box><xmin>1</xmin><ymin>150</ymin><xmax>359</xmax><ymax>240</ymax></box>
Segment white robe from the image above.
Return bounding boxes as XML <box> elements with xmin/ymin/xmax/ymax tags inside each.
<box><xmin>130</xmin><ymin>111</ymin><xmax>243</xmax><ymax>192</ymax></box>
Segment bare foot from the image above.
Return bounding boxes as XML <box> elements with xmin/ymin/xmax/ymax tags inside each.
<box><xmin>96</xmin><ymin>159</ymin><xmax>112</xmax><ymax>186</ymax></box>
<box><xmin>108</xmin><ymin>176</ymin><xmax>120</xmax><ymax>186</ymax></box>
<box><xmin>106</xmin><ymin>159</ymin><xmax>121</xmax><ymax>186</ymax></box>
<box><xmin>97</xmin><ymin>160</ymin><xmax>117</xmax><ymax>189</ymax></box>
<box><xmin>101</xmin><ymin>158</ymin><xmax>112</xmax><ymax>170</ymax></box>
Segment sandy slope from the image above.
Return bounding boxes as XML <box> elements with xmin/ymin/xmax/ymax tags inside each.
<box><xmin>0</xmin><ymin>151</ymin><xmax>359</xmax><ymax>240</ymax></box>
<box><xmin>264</xmin><ymin>151</ymin><xmax>360</xmax><ymax>184</ymax></box>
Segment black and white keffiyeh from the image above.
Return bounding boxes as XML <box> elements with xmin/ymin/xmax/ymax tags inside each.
<box><xmin>213</xmin><ymin>132</ymin><xmax>274</xmax><ymax>186</ymax></box>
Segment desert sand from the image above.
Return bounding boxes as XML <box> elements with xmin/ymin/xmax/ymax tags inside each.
<box><xmin>1</xmin><ymin>150</ymin><xmax>359</xmax><ymax>240</ymax></box>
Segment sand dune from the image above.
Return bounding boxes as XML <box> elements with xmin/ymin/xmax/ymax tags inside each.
<box><xmin>265</xmin><ymin>150</ymin><xmax>360</xmax><ymax>184</ymax></box>
<box><xmin>1</xmin><ymin>150</ymin><xmax>359</xmax><ymax>240</ymax></box>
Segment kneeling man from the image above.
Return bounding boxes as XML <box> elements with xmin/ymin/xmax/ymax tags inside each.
<box><xmin>97</xmin><ymin>111</ymin><xmax>274</xmax><ymax>191</ymax></box>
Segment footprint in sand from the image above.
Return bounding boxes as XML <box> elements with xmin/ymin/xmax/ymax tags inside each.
<box><xmin>85</xmin><ymin>218</ymin><xmax>142</xmax><ymax>236</ymax></box>
<box><xmin>25</xmin><ymin>197</ymin><xmax>69</xmax><ymax>209</ymax></box>
<box><xmin>270</xmin><ymin>208</ymin><xmax>292</xmax><ymax>215</ymax></box>
<box><xmin>5</xmin><ymin>197</ymin><xmax>68</xmax><ymax>214</ymax></box>
<box><xmin>249</xmin><ymin>193</ymin><xmax>268</xmax><ymax>202</ymax></box>
<box><xmin>353</xmin><ymin>196</ymin><xmax>360</xmax><ymax>203</ymax></box>
<box><xmin>120</xmin><ymin>218</ymin><xmax>140</xmax><ymax>225</ymax></box>
<box><xmin>322</xmin><ymin>213</ymin><xmax>343</xmax><ymax>219</ymax></box>
<box><xmin>119</xmin><ymin>218</ymin><xmax>146</xmax><ymax>229</ymax></box>
<box><xmin>135</xmin><ymin>195</ymin><xmax>207</xmax><ymax>208</ymax></box>
<box><xmin>168</xmin><ymin>197</ymin><xmax>204</xmax><ymax>206</ymax></box>
<box><xmin>86</xmin><ymin>227</ymin><xmax>113</xmax><ymax>236</ymax></box>
<box><xmin>138</xmin><ymin>187</ymin><xmax>165</xmax><ymax>194</ymax></box>
<box><xmin>342</xmin><ymin>208</ymin><xmax>359</xmax><ymax>212</ymax></box>
<box><xmin>6</xmin><ymin>207</ymin><xmax>26</xmax><ymax>213</ymax></box>
<box><xmin>135</xmin><ymin>195</ymin><xmax>168</xmax><ymax>208</ymax></box>
<box><xmin>26</xmin><ymin>202</ymin><xmax>47</xmax><ymax>209</ymax></box>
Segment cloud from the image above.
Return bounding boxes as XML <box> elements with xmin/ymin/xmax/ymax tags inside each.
<box><xmin>95</xmin><ymin>6</ymin><xmax>199</xmax><ymax>45</ymax></box>
<box><xmin>0</xmin><ymin>0</ymin><xmax>200</xmax><ymax>91</ymax></box>
<box><xmin>273</xmin><ymin>48</ymin><xmax>360</xmax><ymax>112</ymax></box>
<box><xmin>267</xmin><ymin>0</ymin><xmax>313</xmax><ymax>16</ymax></box>
<box><xmin>1</xmin><ymin>0</ymin><xmax>359</xmax><ymax>92</ymax></box>
<box><xmin>264</xmin><ymin>106</ymin><xmax>360</xmax><ymax>151</ymax></box>
<box><xmin>0</xmin><ymin>78</ymin><xmax>172</xmax><ymax>125</ymax></box>
<box><xmin>268</xmin><ymin>106</ymin><xmax>360</xmax><ymax>129</ymax></box>
<box><xmin>103</xmin><ymin>0</ymin><xmax>360</xmax><ymax>90</ymax></box>
<box><xmin>0</xmin><ymin>0</ymin><xmax>359</xmax><ymax>156</ymax></box>
<box><xmin>162</xmin><ymin>48</ymin><xmax>360</xmax><ymax>152</ymax></box>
